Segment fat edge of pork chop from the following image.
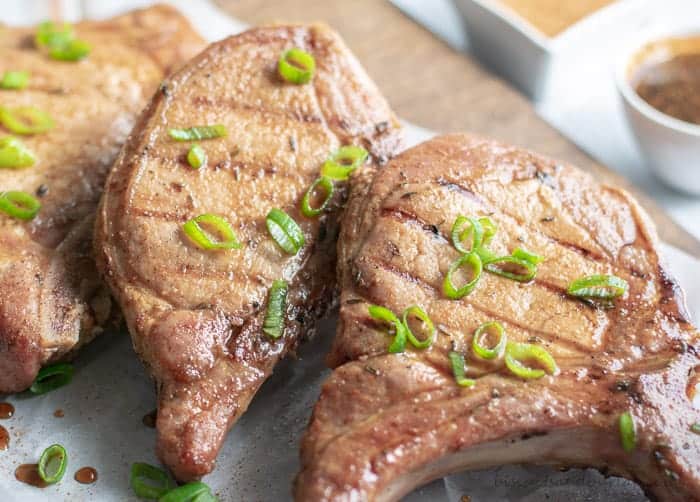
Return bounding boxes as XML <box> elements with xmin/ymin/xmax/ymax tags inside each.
<box><xmin>296</xmin><ymin>134</ymin><xmax>700</xmax><ymax>501</ymax></box>
<box><xmin>95</xmin><ymin>24</ymin><xmax>403</xmax><ymax>481</ymax></box>
<box><xmin>0</xmin><ymin>5</ymin><xmax>204</xmax><ymax>393</ymax></box>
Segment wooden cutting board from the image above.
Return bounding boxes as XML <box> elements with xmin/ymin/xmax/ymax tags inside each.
<box><xmin>217</xmin><ymin>0</ymin><xmax>700</xmax><ymax>257</ymax></box>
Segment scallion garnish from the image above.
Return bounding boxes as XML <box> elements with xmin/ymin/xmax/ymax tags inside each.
<box><xmin>187</xmin><ymin>144</ymin><xmax>206</xmax><ymax>169</ymax></box>
<box><xmin>159</xmin><ymin>481</ymin><xmax>217</xmax><ymax>502</ymax></box>
<box><xmin>504</xmin><ymin>342</ymin><xmax>558</xmax><ymax>380</ymax></box>
<box><xmin>49</xmin><ymin>38</ymin><xmax>91</xmax><ymax>61</ymax></box>
<box><xmin>301</xmin><ymin>176</ymin><xmax>334</xmax><ymax>217</ymax></box>
<box><xmin>320</xmin><ymin>145</ymin><xmax>369</xmax><ymax>180</ymax></box>
<box><xmin>443</xmin><ymin>252</ymin><xmax>483</xmax><ymax>300</ymax></box>
<box><xmin>368</xmin><ymin>305</ymin><xmax>407</xmax><ymax>353</ymax></box>
<box><xmin>484</xmin><ymin>255</ymin><xmax>537</xmax><ymax>282</ymax></box>
<box><xmin>0</xmin><ymin>71</ymin><xmax>29</xmax><ymax>90</ymax></box>
<box><xmin>471</xmin><ymin>321</ymin><xmax>507</xmax><ymax>360</ymax></box>
<box><xmin>0</xmin><ymin>106</ymin><xmax>54</xmax><ymax>135</ymax></box>
<box><xmin>479</xmin><ymin>216</ymin><xmax>497</xmax><ymax>246</ymax></box>
<box><xmin>29</xmin><ymin>362</ymin><xmax>73</xmax><ymax>394</ymax></box>
<box><xmin>567</xmin><ymin>274</ymin><xmax>628</xmax><ymax>301</ymax></box>
<box><xmin>35</xmin><ymin>21</ymin><xmax>90</xmax><ymax>61</ymax></box>
<box><xmin>169</xmin><ymin>125</ymin><xmax>227</xmax><ymax>142</ymax></box>
<box><xmin>266</xmin><ymin>208</ymin><xmax>305</xmax><ymax>254</ymax></box>
<box><xmin>262</xmin><ymin>280</ymin><xmax>288</xmax><ymax>339</ymax></box>
<box><xmin>130</xmin><ymin>463</ymin><xmax>175</xmax><ymax>499</ymax></box>
<box><xmin>511</xmin><ymin>247</ymin><xmax>544</xmax><ymax>265</ymax></box>
<box><xmin>0</xmin><ymin>137</ymin><xmax>36</xmax><ymax>168</ymax></box>
<box><xmin>37</xmin><ymin>444</ymin><xmax>67</xmax><ymax>484</ymax></box>
<box><xmin>691</xmin><ymin>423</ymin><xmax>700</xmax><ymax>434</ymax></box>
<box><xmin>619</xmin><ymin>411</ymin><xmax>637</xmax><ymax>453</ymax></box>
<box><xmin>0</xmin><ymin>191</ymin><xmax>41</xmax><ymax>220</ymax></box>
<box><xmin>182</xmin><ymin>214</ymin><xmax>241</xmax><ymax>250</ymax></box>
<box><xmin>448</xmin><ymin>351</ymin><xmax>476</xmax><ymax>387</ymax></box>
<box><xmin>278</xmin><ymin>47</ymin><xmax>315</xmax><ymax>84</ymax></box>
<box><xmin>402</xmin><ymin>305</ymin><xmax>436</xmax><ymax>349</ymax></box>
<box><xmin>451</xmin><ymin>216</ymin><xmax>484</xmax><ymax>254</ymax></box>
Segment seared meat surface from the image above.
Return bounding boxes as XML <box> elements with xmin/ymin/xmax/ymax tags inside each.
<box><xmin>297</xmin><ymin>134</ymin><xmax>700</xmax><ymax>501</ymax></box>
<box><xmin>0</xmin><ymin>5</ymin><xmax>204</xmax><ymax>392</ymax></box>
<box><xmin>95</xmin><ymin>25</ymin><xmax>402</xmax><ymax>481</ymax></box>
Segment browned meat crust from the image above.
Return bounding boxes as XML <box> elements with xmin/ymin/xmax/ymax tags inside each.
<box><xmin>0</xmin><ymin>5</ymin><xmax>204</xmax><ymax>393</ymax></box>
<box><xmin>95</xmin><ymin>24</ymin><xmax>403</xmax><ymax>481</ymax></box>
<box><xmin>296</xmin><ymin>134</ymin><xmax>700</xmax><ymax>501</ymax></box>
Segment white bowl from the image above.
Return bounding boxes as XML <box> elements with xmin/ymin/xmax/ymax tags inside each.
<box><xmin>615</xmin><ymin>32</ymin><xmax>700</xmax><ymax>195</ymax></box>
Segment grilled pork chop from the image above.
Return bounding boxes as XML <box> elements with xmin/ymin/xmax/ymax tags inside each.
<box><xmin>0</xmin><ymin>5</ymin><xmax>203</xmax><ymax>393</ymax></box>
<box><xmin>296</xmin><ymin>134</ymin><xmax>700</xmax><ymax>501</ymax></box>
<box><xmin>95</xmin><ymin>25</ymin><xmax>402</xmax><ymax>481</ymax></box>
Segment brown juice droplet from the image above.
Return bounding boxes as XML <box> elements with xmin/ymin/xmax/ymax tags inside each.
<box><xmin>15</xmin><ymin>464</ymin><xmax>48</xmax><ymax>488</ymax></box>
<box><xmin>0</xmin><ymin>402</ymin><xmax>14</xmax><ymax>419</ymax></box>
<box><xmin>142</xmin><ymin>409</ymin><xmax>157</xmax><ymax>428</ymax></box>
<box><xmin>0</xmin><ymin>425</ymin><xmax>9</xmax><ymax>450</ymax></box>
<box><xmin>74</xmin><ymin>466</ymin><xmax>98</xmax><ymax>484</ymax></box>
<box><xmin>53</xmin><ymin>409</ymin><xmax>64</xmax><ymax>418</ymax></box>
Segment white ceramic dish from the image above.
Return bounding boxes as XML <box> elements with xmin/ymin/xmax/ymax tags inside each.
<box><xmin>452</xmin><ymin>0</ymin><xmax>648</xmax><ymax>99</ymax></box>
<box><xmin>616</xmin><ymin>31</ymin><xmax>700</xmax><ymax>195</ymax></box>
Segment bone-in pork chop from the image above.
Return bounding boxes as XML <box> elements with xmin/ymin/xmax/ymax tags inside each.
<box><xmin>296</xmin><ymin>134</ymin><xmax>700</xmax><ymax>501</ymax></box>
<box><xmin>95</xmin><ymin>25</ymin><xmax>402</xmax><ymax>481</ymax></box>
<box><xmin>0</xmin><ymin>5</ymin><xmax>204</xmax><ymax>392</ymax></box>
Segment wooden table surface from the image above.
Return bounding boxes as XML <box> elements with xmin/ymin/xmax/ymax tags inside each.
<box><xmin>217</xmin><ymin>0</ymin><xmax>700</xmax><ymax>257</ymax></box>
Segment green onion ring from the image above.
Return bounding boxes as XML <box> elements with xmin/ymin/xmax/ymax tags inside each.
<box><xmin>49</xmin><ymin>38</ymin><xmax>90</xmax><ymax>61</ymax></box>
<box><xmin>451</xmin><ymin>216</ymin><xmax>484</xmax><ymax>254</ymax></box>
<box><xmin>448</xmin><ymin>351</ymin><xmax>476</xmax><ymax>388</ymax></box>
<box><xmin>0</xmin><ymin>106</ymin><xmax>54</xmax><ymax>135</ymax></box>
<box><xmin>301</xmin><ymin>176</ymin><xmax>334</xmax><ymax>217</ymax></box>
<box><xmin>169</xmin><ymin>125</ymin><xmax>227</xmax><ymax>142</ymax></box>
<box><xmin>278</xmin><ymin>47</ymin><xmax>316</xmax><ymax>84</ymax></box>
<box><xmin>484</xmin><ymin>255</ymin><xmax>537</xmax><ymax>282</ymax></box>
<box><xmin>266</xmin><ymin>208</ymin><xmax>305</xmax><ymax>254</ymax></box>
<box><xmin>320</xmin><ymin>145</ymin><xmax>369</xmax><ymax>180</ymax></box>
<box><xmin>512</xmin><ymin>247</ymin><xmax>544</xmax><ymax>265</ymax></box>
<box><xmin>504</xmin><ymin>342</ymin><xmax>558</xmax><ymax>380</ymax></box>
<box><xmin>691</xmin><ymin>423</ymin><xmax>700</xmax><ymax>435</ymax></box>
<box><xmin>37</xmin><ymin>444</ymin><xmax>67</xmax><ymax>484</ymax></box>
<box><xmin>479</xmin><ymin>216</ymin><xmax>497</xmax><ymax>246</ymax></box>
<box><xmin>0</xmin><ymin>137</ymin><xmax>36</xmax><ymax>169</ymax></box>
<box><xmin>183</xmin><ymin>214</ymin><xmax>241</xmax><ymax>250</ymax></box>
<box><xmin>619</xmin><ymin>411</ymin><xmax>637</xmax><ymax>453</ymax></box>
<box><xmin>159</xmin><ymin>481</ymin><xmax>213</xmax><ymax>502</ymax></box>
<box><xmin>192</xmin><ymin>490</ymin><xmax>219</xmax><ymax>502</ymax></box>
<box><xmin>35</xmin><ymin>21</ymin><xmax>73</xmax><ymax>49</ymax></box>
<box><xmin>187</xmin><ymin>144</ymin><xmax>206</xmax><ymax>169</ymax></box>
<box><xmin>0</xmin><ymin>191</ymin><xmax>42</xmax><ymax>220</ymax></box>
<box><xmin>567</xmin><ymin>274</ymin><xmax>628</xmax><ymax>300</ymax></box>
<box><xmin>368</xmin><ymin>305</ymin><xmax>407</xmax><ymax>353</ymax></box>
<box><xmin>443</xmin><ymin>252</ymin><xmax>483</xmax><ymax>300</ymax></box>
<box><xmin>262</xmin><ymin>280</ymin><xmax>288</xmax><ymax>339</ymax></box>
<box><xmin>29</xmin><ymin>363</ymin><xmax>74</xmax><ymax>394</ymax></box>
<box><xmin>401</xmin><ymin>305</ymin><xmax>436</xmax><ymax>349</ymax></box>
<box><xmin>471</xmin><ymin>321</ymin><xmax>507</xmax><ymax>360</ymax></box>
<box><xmin>130</xmin><ymin>463</ymin><xmax>175</xmax><ymax>499</ymax></box>
<box><xmin>0</xmin><ymin>71</ymin><xmax>29</xmax><ymax>90</ymax></box>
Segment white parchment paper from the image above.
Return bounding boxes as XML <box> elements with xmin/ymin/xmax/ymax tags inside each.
<box><xmin>1</xmin><ymin>2</ymin><xmax>697</xmax><ymax>501</ymax></box>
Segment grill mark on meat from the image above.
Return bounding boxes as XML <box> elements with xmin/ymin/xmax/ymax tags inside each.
<box><xmin>190</xmin><ymin>95</ymin><xmax>325</xmax><ymax>124</ymax></box>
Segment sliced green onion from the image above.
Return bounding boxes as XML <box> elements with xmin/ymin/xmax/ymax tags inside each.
<box><xmin>0</xmin><ymin>137</ymin><xmax>36</xmax><ymax>168</ymax></box>
<box><xmin>512</xmin><ymin>247</ymin><xmax>544</xmax><ymax>265</ymax></box>
<box><xmin>278</xmin><ymin>47</ymin><xmax>315</xmax><ymax>84</ymax></box>
<box><xmin>0</xmin><ymin>191</ymin><xmax>41</xmax><ymax>220</ymax></box>
<box><xmin>472</xmin><ymin>321</ymin><xmax>507</xmax><ymax>360</ymax></box>
<box><xmin>368</xmin><ymin>305</ymin><xmax>406</xmax><ymax>353</ymax></box>
<box><xmin>130</xmin><ymin>463</ymin><xmax>175</xmax><ymax>499</ymax></box>
<box><xmin>691</xmin><ymin>423</ymin><xmax>700</xmax><ymax>435</ymax></box>
<box><xmin>262</xmin><ymin>279</ymin><xmax>288</xmax><ymax>339</ymax></box>
<box><xmin>49</xmin><ymin>38</ymin><xmax>90</xmax><ymax>61</ymax></box>
<box><xmin>0</xmin><ymin>71</ymin><xmax>29</xmax><ymax>90</ymax></box>
<box><xmin>619</xmin><ymin>411</ymin><xmax>636</xmax><ymax>453</ymax></box>
<box><xmin>159</xmin><ymin>481</ymin><xmax>213</xmax><ymax>502</ymax></box>
<box><xmin>301</xmin><ymin>176</ymin><xmax>334</xmax><ymax>217</ymax></box>
<box><xmin>448</xmin><ymin>351</ymin><xmax>476</xmax><ymax>387</ymax></box>
<box><xmin>29</xmin><ymin>362</ymin><xmax>73</xmax><ymax>394</ymax></box>
<box><xmin>479</xmin><ymin>216</ymin><xmax>497</xmax><ymax>246</ymax></box>
<box><xmin>192</xmin><ymin>490</ymin><xmax>219</xmax><ymax>502</ymax></box>
<box><xmin>401</xmin><ymin>305</ymin><xmax>435</xmax><ymax>349</ymax></box>
<box><xmin>567</xmin><ymin>274</ymin><xmax>628</xmax><ymax>300</ymax></box>
<box><xmin>484</xmin><ymin>255</ymin><xmax>537</xmax><ymax>282</ymax></box>
<box><xmin>182</xmin><ymin>214</ymin><xmax>241</xmax><ymax>250</ymax></box>
<box><xmin>169</xmin><ymin>125</ymin><xmax>227</xmax><ymax>142</ymax></box>
<box><xmin>37</xmin><ymin>444</ymin><xmax>67</xmax><ymax>484</ymax></box>
<box><xmin>187</xmin><ymin>144</ymin><xmax>206</xmax><ymax>169</ymax></box>
<box><xmin>320</xmin><ymin>145</ymin><xmax>369</xmax><ymax>180</ymax></box>
<box><xmin>443</xmin><ymin>252</ymin><xmax>482</xmax><ymax>300</ymax></box>
<box><xmin>0</xmin><ymin>106</ymin><xmax>54</xmax><ymax>135</ymax></box>
<box><xmin>35</xmin><ymin>21</ymin><xmax>73</xmax><ymax>49</ymax></box>
<box><xmin>504</xmin><ymin>342</ymin><xmax>558</xmax><ymax>380</ymax></box>
<box><xmin>451</xmin><ymin>216</ymin><xmax>483</xmax><ymax>254</ymax></box>
<box><xmin>266</xmin><ymin>208</ymin><xmax>305</xmax><ymax>254</ymax></box>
